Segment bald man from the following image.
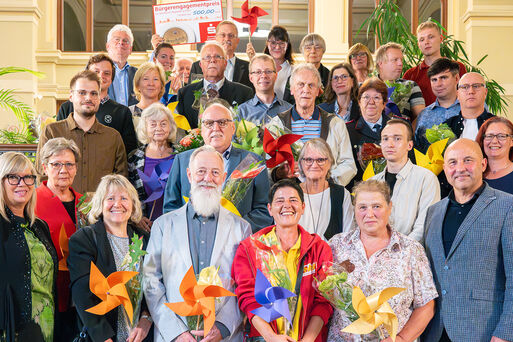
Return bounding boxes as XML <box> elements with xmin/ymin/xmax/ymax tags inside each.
<box><xmin>422</xmin><ymin>138</ymin><xmax>513</xmax><ymax>342</ymax></box>
<box><xmin>443</xmin><ymin>72</ymin><xmax>494</xmax><ymax>141</ymax></box>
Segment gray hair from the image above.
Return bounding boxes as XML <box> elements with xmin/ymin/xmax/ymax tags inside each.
<box><xmin>87</xmin><ymin>174</ymin><xmax>142</xmax><ymax>225</ymax></box>
<box><xmin>40</xmin><ymin>137</ymin><xmax>80</xmax><ymax>165</ymax></box>
<box><xmin>189</xmin><ymin>145</ymin><xmax>224</xmax><ymax>171</ymax></box>
<box><xmin>137</xmin><ymin>102</ymin><xmax>177</xmax><ymax>144</ymax></box>
<box><xmin>290</xmin><ymin>63</ymin><xmax>322</xmax><ymax>88</ymax></box>
<box><xmin>107</xmin><ymin>24</ymin><xmax>134</xmax><ymax>46</ymax></box>
<box><xmin>298</xmin><ymin>138</ymin><xmax>335</xmax><ymax>179</ymax></box>
<box><xmin>0</xmin><ymin>152</ymin><xmax>38</xmax><ymax>225</ymax></box>
<box><xmin>300</xmin><ymin>33</ymin><xmax>326</xmax><ymax>53</ymax></box>
<box><xmin>200</xmin><ymin>41</ymin><xmax>227</xmax><ymax>60</ymax></box>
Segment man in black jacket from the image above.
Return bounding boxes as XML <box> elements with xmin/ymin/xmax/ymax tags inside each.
<box><xmin>188</xmin><ymin>20</ymin><xmax>252</xmax><ymax>89</ymax></box>
<box><xmin>57</xmin><ymin>54</ymin><xmax>138</xmax><ymax>154</ymax></box>
<box><xmin>177</xmin><ymin>42</ymin><xmax>253</xmax><ymax>128</ymax></box>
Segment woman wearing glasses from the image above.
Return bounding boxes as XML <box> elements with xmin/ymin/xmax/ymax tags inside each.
<box><xmin>476</xmin><ymin>116</ymin><xmax>513</xmax><ymax>194</ymax></box>
<box><xmin>0</xmin><ymin>152</ymin><xmax>58</xmax><ymax>342</ymax></box>
<box><xmin>319</xmin><ymin>63</ymin><xmax>361</xmax><ymax>123</ymax></box>
<box><xmin>298</xmin><ymin>139</ymin><xmax>354</xmax><ymax>240</ymax></box>
<box><xmin>347</xmin><ymin>43</ymin><xmax>374</xmax><ymax>85</ymax></box>
<box><xmin>300</xmin><ymin>33</ymin><xmax>330</xmax><ymax>87</ymax></box>
<box><xmin>35</xmin><ymin>137</ymin><xmax>82</xmax><ymax>341</ymax></box>
<box><xmin>346</xmin><ymin>77</ymin><xmax>391</xmax><ymax>187</ymax></box>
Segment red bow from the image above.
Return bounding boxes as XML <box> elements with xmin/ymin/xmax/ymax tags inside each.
<box><xmin>262</xmin><ymin>128</ymin><xmax>302</xmax><ymax>171</ymax></box>
<box><xmin>231</xmin><ymin>0</ymin><xmax>269</xmax><ymax>36</ymax></box>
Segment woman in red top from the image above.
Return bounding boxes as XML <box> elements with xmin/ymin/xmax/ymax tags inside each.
<box><xmin>232</xmin><ymin>179</ymin><xmax>333</xmax><ymax>342</ymax></box>
<box><xmin>35</xmin><ymin>137</ymin><xmax>82</xmax><ymax>341</ymax></box>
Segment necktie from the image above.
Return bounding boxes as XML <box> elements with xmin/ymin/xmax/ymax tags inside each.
<box><xmin>207</xmin><ymin>83</ymin><xmax>218</xmax><ymax>99</ymax></box>
<box><xmin>373</xmin><ymin>124</ymin><xmax>381</xmax><ymax>133</ymax></box>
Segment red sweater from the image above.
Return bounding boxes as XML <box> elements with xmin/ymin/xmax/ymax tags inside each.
<box><xmin>231</xmin><ymin>225</ymin><xmax>333</xmax><ymax>341</ymax></box>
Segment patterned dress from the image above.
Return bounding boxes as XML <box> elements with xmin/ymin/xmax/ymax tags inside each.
<box><xmin>327</xmin><ymin>228</ymin><xmax>438</xmax><ymax>341</ymax></box>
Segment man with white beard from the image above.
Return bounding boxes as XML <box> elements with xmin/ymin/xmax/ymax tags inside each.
<box><xmin>144</xmin><ymin>145</ymin><xmax>251</xmax><ymax>342</ymax></box>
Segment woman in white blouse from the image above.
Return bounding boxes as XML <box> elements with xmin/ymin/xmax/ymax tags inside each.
<box><xmin>298</xmin><ymin>138</ymin><xmax>354</xmax><ymax>240</ymax></box>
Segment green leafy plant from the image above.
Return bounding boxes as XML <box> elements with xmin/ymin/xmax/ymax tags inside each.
<box><xmin>0</xmin><ymin>67</ymin><xmax>44</xmax><ymax>143</ymax></box>
<box><xmin>356</xmin><ymin>0</ymin><xmax>508</xmax><ymax>115</ymax></box>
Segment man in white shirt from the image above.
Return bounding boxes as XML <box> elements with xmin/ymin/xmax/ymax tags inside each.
<box><xmin>371</xmin><ymin>119</ymin><xmax>440</xmax><ymax>241</ymax></box>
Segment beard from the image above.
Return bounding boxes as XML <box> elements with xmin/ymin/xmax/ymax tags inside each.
<box><xmin>189</xmin><ymin>181</ymin><xmax>222</xmax><ymax>217</ymax></box>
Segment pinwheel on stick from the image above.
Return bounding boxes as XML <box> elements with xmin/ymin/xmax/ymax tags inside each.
<box><xmin>136</xmin><ymin>157</ymin><xmax>174</xmax><ymax>219</ymax></box>
<box><xmin>231</xmin><ymin>0</ymin><xmax>268</xmax><ymax>44</ymax></box>
<box><xmin>262</xmin><ymin>128</ymin><xmax>302</xmax><ymax>171</ymax></box>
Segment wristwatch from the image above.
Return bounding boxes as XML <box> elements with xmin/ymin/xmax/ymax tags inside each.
<box><xmin>141</xmin><ymin>314</ymin><xmax>153</xmax><ymax>323</ymax></box>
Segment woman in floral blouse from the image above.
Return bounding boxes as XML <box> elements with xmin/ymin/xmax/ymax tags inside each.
<box><xmin>328</xmin><ymin>180</ymin><xmax>438</xmax><ymax>342</ymax></box>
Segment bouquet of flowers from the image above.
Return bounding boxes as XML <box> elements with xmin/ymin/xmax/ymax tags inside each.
<box><xmin>250</xmin><ymin>233</ymin><xmax>296</xmax><ymax>336</ymax></box>
<box><xmin>174</xmin><ymin>128</ymin><xmax>204</xmax><ymax>154</ymax></box>
<box><xmin>233</xmin><ymin>118</ymin><xmax>265</xmax><ymax>156</ymax></box>
<box><xmin>385</xmin><ymin>80</ymin><xmax>414</xmax><ymax>117</ymax></box>
<box><xmin>119</xmin><ymin>234</ymin><xmax>147</xmax><ymax>330</ymax></box>
<box><xmin>425</xmin><ymin>123</ymin><xmax>456</xmax><ymax>145</ymax></box>
<box><xmin>357</xmin><ymin>143</ymin><xmax>387</xmax><ymax>178</ymax></box>
<box><xmin>222</xmin><ymin>154</ymin><xmax>265</xmax><ymax>214</ymax></box>
<box><xmin>76</xmin><ymin>192</ymin><xmax>94</xmax><ymax>229</ymax></box>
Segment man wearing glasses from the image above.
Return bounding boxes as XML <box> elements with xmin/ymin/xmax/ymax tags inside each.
<box><xmin>106</xmin><ymin>24</ymin><xmax>138</xmax><ymax>106</ymax></box>
<box><xmin>176</xmin><ymin>41</ymin><xmax>253</xmax><ymax>129</ymax></box>
<box><xmin>443</xmin><ymin>72</ymin><xmax>494</xmax><ymax>141</ymax></box>
<box><xmin>188</xmin><ymin>20</ymin><xmax>252</xmax><ymax>88</ymax></box>
<box><xmin>238</xmin><ymin>54</ymin><xmax>292</xmax><ymax>123</ymax></box>
<box><xmin>36</xmin><ymin>70</ymin><xmax>127</xmax><ymax>193</ymax></box>
<box><xmin>164</xmin><ymin>100</ymin><xmax>272</xmax><ymax>232</ymax></box>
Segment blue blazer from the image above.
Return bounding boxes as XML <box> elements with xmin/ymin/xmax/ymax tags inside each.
<box><xmin>422</xmin><ymin>184</ymin><xmax>513</xmax><ymax>342</ymax></box>
<box><xmin>163</xmin><ymin>146</ymin><xmax>273</xmax><ymax>232</ymax></box>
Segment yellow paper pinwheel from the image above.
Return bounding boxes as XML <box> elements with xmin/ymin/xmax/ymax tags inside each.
<box><xmin>362</xmin><ymin>162</ymin><xmax>375</xmax><ymax>181</ymax></box>
<box><xmin>342</xmin><ymin>286</ymin><xmax>405</xmax><ymax>341</ymax></box>
<box><xmin>168</xmin><ymin>101</ymin><xmax>191</xmax><ymax>131</ymax></box>
<box><xmin>85</xmin><ymin>262</ymin><xmax>138</xmax><ymax>323</ymax></box>
<box><xmin>414</xmin><ymin>138</ymin><xmax>449</xmax><ymax>176</ymax></box>
<box><xmin>183</xmin><ymin>196</ymin><xmax>241</xmax><ymax>217</ymax></box>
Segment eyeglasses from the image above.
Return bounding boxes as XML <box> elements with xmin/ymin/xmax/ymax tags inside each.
<box><xmin>216</xmin><ymin>33</ymin><xmax>237</xmax><ymax>39</ymax></box>
<box><xmin>332</xmin><ymin>74</ymin><xmax>350</xmax><ymax>82</ymax></box>
<box><xmin>73</xmin><ymin>90</ymin><xmax>100</xmax><ymax>98</ymax></box>
<box><xmin>361</xmin><ymin>95</ymin><xmax>383</xmax><ymax>103</ymax></box>
<box><xmin>111</xmin><ymin>37</ymin><xmax>130</xmax><ymax>46</ymax></box>
<box><xmin>483</xmin><ymin>133</ymin><xmax>513</xmax><ymax>141</ymax></box>
<box><xmin>48</xmin><ymin>162</ymin><xmax>77</xmax><ymax>170</ymax></box>
<box><xmin>301</xmin><ymin>157</ymin><xmax>329</xmax><ymax>166</ymax></box>
<box><xmin>201</xmin><ymin>55</ymin><xmax>224</xmax><ymax>62</ymax></box>
<box><xmin>350</xmin><ymin>52</ymin><xmax>367</xmax><ymax>59</ymax></box>
<box><xmin>458</xmin><ymin>83</ymin><xmax>486</xmax><ymax>91</ymax></box>
<box><xmin>201</xmin><ymin>119</ymin><xmax>233</xmax><ymax>129</ymax></box>
<box><xmin>268</xmin><ymin>40</ymin><xmax>287</xmax><ymax>48</ymax></box>
<box><xmin>250</xmin><ymin>70</ymin><xmax>276</xmax><ymax>76</ymax></box>
<box><xmin>303</xmin><ymin>45</ymin><xmax>323</xmax><ymax>52</ymax></box>
<box><xmin>4</xmin><ymin>174</ymin><xmax>37</xmax><ymax>186</ymax></box>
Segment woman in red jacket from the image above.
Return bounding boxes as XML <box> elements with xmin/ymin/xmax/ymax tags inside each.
<box><xmin>35</xmin><ymin>137</ymin><xmax>82</xmax><ymax>342</ymax></box>
<box><xmin>232</xmin><ymin>179</ymin><xmax>333</xmax><ymax>342</ymax></box>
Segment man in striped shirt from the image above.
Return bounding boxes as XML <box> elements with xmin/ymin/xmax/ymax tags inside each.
<box><xmin>269</xmin><ymin>63</ymin><xmax>357</xmax><ymax>186</ymax></box>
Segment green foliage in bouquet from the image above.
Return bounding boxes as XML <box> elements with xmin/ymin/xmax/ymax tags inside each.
<box><xmin>425</xmin><ymin>123</ymin><xmax>456</xmax><ymax>144</ymax></box>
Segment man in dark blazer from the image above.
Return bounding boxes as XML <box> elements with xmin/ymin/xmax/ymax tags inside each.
<box><xmin>177</xmin><ymin>41</ymin><xmax>253</xmax><ymax>129</ymax></box>
<box><xmin>422</xmin><ymin>138</ymin><xmax>513</xmax><ymax>342</ymax></box>
<box><xmin>56</xmin><ymin>54</ymin><xmax>137</xmax><ymax>155</ymax></box>
<box><xmin>164</xmin><ymin>101</ymin><xmax>272</xmax><ymax>232</ymax></box>
<box><xmin>106</xmin><ymin>24</ymin><xmax>138</xmax><ymax>106</ymax></box>
<box><xmin>188</xmin><ymin>20</ymin><xmax>252</xmax><ymax>89</ymax></box>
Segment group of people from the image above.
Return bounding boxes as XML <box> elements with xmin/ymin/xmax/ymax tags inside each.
<box><xmin>1</xmin><ymin>17</ymin><xmax>513</xmax><ymax>342</ymax></box>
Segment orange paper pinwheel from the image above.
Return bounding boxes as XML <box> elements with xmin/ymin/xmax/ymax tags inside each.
<box><xmin>58</xmin><ymin>224</ymin><xmax>69</xmax><ymax>271</ymax></box>
<box><xmin>86</xmin><ymin>262</ymin><xmax>138</xmax><ymax>323</ymax></box>
<box><xmin>165</xmin><ymin>266</ymin><xmax>236</xmax><ymax>335</ymax></box>
<box><xmin>263</xmin><ymin>128</ymin><xmax>302</xmax><ymax>171</ymax></box>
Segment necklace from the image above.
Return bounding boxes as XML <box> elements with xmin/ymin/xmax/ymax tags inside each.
<box><xmin>490</xmin><ymin>162</ymin><xmax>512</xmax><ymax>174</ymax></box>
<box><xmin>305</xmin><ymin>182</ymin><xmax>326</xmax><ymax>235</ymax></box>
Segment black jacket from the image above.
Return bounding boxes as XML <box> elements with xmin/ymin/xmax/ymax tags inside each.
<box><xmin>177</xmin><ymin>79</ymin><xmax>253</xmax><ymax>129</ymax></box>
<box><xmin>443</xmin><ymin>110</ymin><xmax>494</xmax><ymax>138</ymax></box>
<box><xmin>57</xmin><ymin>99</ymin><xmax>138</xmax><ymax>154</ymax></box>
<box><xmin>67</xmin><ymin>219</ymin><xmax>149</xmax><ymax>342</ymax></box>
<box><xmin>0</xmin><ymin>208</ymin><xmax>58</xmax><ymax>342</ymax></box>
<box><xmin>188</xmin><ymin>56</ymin><xmax>253</xmax><ymax>89</ymax></box>
<box><xmin>318</xmin><ymin>63</ymin><xmax>330</xmax><ymax>88</ymax></box>
<box><xmin>318</xmin><ymin>100</ymin><xmax>361</xmax><ymax>122</ymax></box>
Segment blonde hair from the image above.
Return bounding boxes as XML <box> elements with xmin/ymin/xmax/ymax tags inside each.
<box><xmin>375</xmin><ymin>42</ymin><xmax>403</xmax><ymax>72</ymax></box>
<box><xmin>136</xmin><ymin>102</ymin><xmax>177</xmax><ymax>144</ymax></box>
<box><xmin>417</xmin><ymin>20</ymin><xmax>441</xmax><ymax>35</ymax></box>
<box><xmin>347</xmin><ymin>43</ymin><xmax>374</xmax><ymax>72</ymax></box>
<box><xmin>249</xmin><ymin>54</ymin><xmax>276</xmax><ymax>72</ymax></box>
<box><xmin>133</xmin><ymin>62</ymin><xmax>166</xmax><ymax>101</ymax></box>
<box><xmin>352</xmin><ymin>179</ymin><xmax>391</xmax><ymax>205</ymax></box>
<box><xmin>40</xmin><ymin>137</ymin><xmax>81</xmax><ymax>165</ymax></box>
<box><xmin>0</xmin><ymin>152</ymin><xmax>38</xmax><ymax>224</ymax></box>
<box><xmin>87</xmin><ymin>174</ymin><xmax>142</xmax><ymax>225</ymax></box>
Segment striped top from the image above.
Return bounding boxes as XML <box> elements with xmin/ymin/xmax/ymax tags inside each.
<box><xmin>291</xmin><ymin>106</ymin><xmax>322</xmax><ymax>142</ymax></box>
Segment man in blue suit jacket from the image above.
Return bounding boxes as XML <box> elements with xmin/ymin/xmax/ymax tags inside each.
<box><xmin>164</xmin><ymin>100</ymin><xmax>272</xmax><ymax>232</ymax></box>
<box><xmin>422</xmin><ymin>138</ymin><xmax>513</xmax><ymax>342</ymax></box>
